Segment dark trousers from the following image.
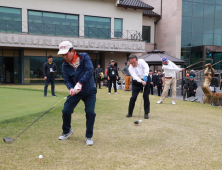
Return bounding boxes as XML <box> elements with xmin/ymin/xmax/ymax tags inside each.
<box><xmin>108</xmin><ymin>77</ymin><xmax>117</xmax><ymax>93</ymax></box>
<box><xmin>44</xmin><ymin>77</ymin><xmax>55</xmax><ymax>96</ymax></box>
<box><xmin>157</xmin><ymin>84</ymin><xmax>162</xmax><ymax>96</ymax></box>
<box><xmin>62</xmin><ymin>88</ymin><xmax>97</xmax><ymax>138</ymax></box>
<box><xmin>183</xmin><ymin>88</ymin><xmax>189</xmax><ymax>100</ymax></box>
<box><xmin>189</xmin><ymin>90</ymin><xmax>196</xmax><ymax>97</ymax></box>
<box><xmin>95</xmin><ymin>77</ymin><xmax>101</xmax><ymax>88</ymax></box>
<box><xmin>106</xmin><ymin>80</ymin><xmax>110</xmax><ymax>88</ymax></box>
<box><xmin>150</xmin><ymin>84</ymin><xmax>153</xmax><ymax>95</ymax></box>
<box><xmin>128</xmin><ymin>80</ymin><xmax>150</xmax><ymax>115</ymax></box>
<box><xmin>220</xmin><ymin>82</ymin><xmax>222</xmax><ymax>90</ymax></box>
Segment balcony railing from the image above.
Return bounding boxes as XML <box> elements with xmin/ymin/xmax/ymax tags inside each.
<box><xmin>0</xmin><ymin>20</ymin><xmax>22</xmax><ymax>33</ymax></box>
<box><xmin>0</xmin><ymin>20</ymin><xmax>144</xmax><ymax>41</ymax></box>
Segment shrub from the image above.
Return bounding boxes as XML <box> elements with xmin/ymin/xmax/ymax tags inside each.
<box><xmin>206</xmin><ymin>93</ymin><xmax>222</xmax><ymax>106</ymax></box>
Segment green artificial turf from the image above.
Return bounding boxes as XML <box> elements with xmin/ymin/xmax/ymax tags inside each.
<box><xmin>0</xmin><ymin>87</ymin><xmax>66</xmax><ymax>120</ymax></box>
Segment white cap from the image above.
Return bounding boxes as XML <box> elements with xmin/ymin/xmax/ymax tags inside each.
<box><xmin>58</xmin><ymin>41</ymin><xmax>73</xmax><ymax>55</ymax></box>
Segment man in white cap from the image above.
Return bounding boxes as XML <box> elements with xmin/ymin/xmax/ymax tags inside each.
<box><xmin>57</xmin><ymin>41</ymin><xmax>96</xmax><ymax>146</ymax></box>
<box><xmin>157</xmin><ymin>57</ymin><xmax>185</xmax><ymax>105</ymax></box>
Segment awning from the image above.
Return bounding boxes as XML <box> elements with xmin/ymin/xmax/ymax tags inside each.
<box><xmin>139</xmin><ymin>49</ymin><xmax>187</xmax><ymax>65</ymax></box>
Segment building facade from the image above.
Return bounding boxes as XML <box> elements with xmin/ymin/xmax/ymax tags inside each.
<box><xmin>143</xmin><ymin>0</ymin><xmax>222</xmax><ymax>71</ymax></box>
<box><xmin>0</xmin><ymin>0</ymin><xmax>160</xmax><ymax>84</ymax></box>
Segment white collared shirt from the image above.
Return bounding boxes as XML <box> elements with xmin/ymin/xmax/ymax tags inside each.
<box><xmin>129</xmin><ymin>59</ymin><xmax>149</xmax><ymax>83</ymax></box>
<box><xmin>162</xmin><ymin>60</ymin><xmax>182</xmax><ymax>78</ymax></box>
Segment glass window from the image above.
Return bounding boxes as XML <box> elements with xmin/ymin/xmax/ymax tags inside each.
<box><xmin>204</xmin><ymin>4</ymin><xmax>215</xmax><ymax>19</ymax></box>
<box><xmin>0</xmin><ymin>6</ymin><xmax>21</xmax><ymax>33</ymax></box>
<box><xmin>181</xmin><ymin>51</ymin><xmax>190</xmax><ymax>65</ymax></box>
<box><xmin>114</xmin><ymin>18</ymin><xmax>122</xmax><ymax>38</ymax></box>
<box><xmin>192</xmin><ymin>33</ymin><xmax>203</xmax><ymax>46</ymax></box>
<box><xmin>192</xmin><ymin>18</ymin><xmax>203</xmax><ymax>32</ymax></box>
<box><xmin>24</xmin><ymin>56</ymin><xmax>64</xmax><ymax>83</ymax></box>
<box><xmin>214</xmin><ymin>34</ymin><xmax>222</xmax><ymax>46</ymax></box>
<box><xmin>0</xmin><ymin>54</ymin><xmax>3</xmax><ymax>83</ymax></box>
<box><xmin>84</xmin><ymin>16</ymin><xmax>111</xmax><ymax>39</ymax></box>
<box><xmin>142</xmin><ymin>26</ymin><xmax>151</xmax><ymax>43</ymax></box>
<box><xmin>215</xmin><ymin>5</ymin><xmax>222</xmax><ymax>20</ymax></box>
<box><xmin>182</xmin><ymin>1</ymin><xmax>192</xmax><ymax>16</ymax></box>
<box><xmin>191</xmin><ymin>52</ymin><xmax>202</xmax><ymax>68</ymax></box>
<box><xmin>181</xmin><ymin>47</ymin><xmax>191</xmax><ymax>51</ymax></box>
<box><xmin>182</xmin><ymin>17</ymin><xmax>192</xmax><ymax>32</ymax></box>
<box><xmin>205</xmin><ymin>0</ymin><xmax>215</xmax><ymax>4</ymax></box>
<box><xmin>203</xmin><ymin>34</ymin><xmax>214</xmax><ymax>45</ymax></box>
<box><xmin>204</xmin><ymin>19</ymin><xmax>214</xmax><ymax>33</ymax></box>
<box><xmin>181</xmin><ymin>32</ymin><xmax>192</xmax><ymax>46</ymax></box>
<box><xmin>193</xmin><ymin>3</ymin><xmax>204</xmax><ymax>18</ymax></box>
<box><xmin>193</xmin><ymin>0</ymin><xmax>204</xmax><ymax>2</ymax></box>
<box><xmin>215</xmin><ymin>20</ymin><xmax>222</xmax><ymax>34</ymax></box>
<box><xmin>28</xmin><ymin>10</ymin><xmax>79</xmax><ymax>37</ymax></box>
<box><xmin>216</xmin><ymin>0</ymin><xmax>222</xmax><ymax>5</ymax></box>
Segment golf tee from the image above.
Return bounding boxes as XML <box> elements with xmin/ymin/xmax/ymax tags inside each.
<box><xmin>39</xmin><ymin>159</ymin><xmax>41</xmax><ymax>163</ymax></box>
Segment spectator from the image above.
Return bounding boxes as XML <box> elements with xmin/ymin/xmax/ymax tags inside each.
<box><xmin>121</xmin><ymin>61</ymin><xmax>131</xmax><ymax>91</ymax></box>
<box><xmin>182</xmin><ymin>73</ymin><xmax>190</xmax><ymax>100</ymax></box>
<box><xmin>188</xmin><ymin>76</ymin><xmax>198</xmax><ymax>97</ymax></box>
<box><xmin>43</xmin><ymin>55</ymin><xmax>57</xmax><ymax>97</ymax></box>
<box><xmin>189</xmin><ymin>70</ymin><xmax>196</xmax><ymax>78</ymax></box>
<box><xmin>107</xmin><ymin>60</ymin><xmax>119</xmax><ymax>94</ymax></box>
<box><xmin>155</xmin><ymin>70</ymin><xmax>163</xmax><ymax>96</ymax></box>
<box><xmin>148</xmin><ymin>70</ymin><xmax>154</xmax><ymax>95</ymax></box>
<box><xmin>95</xmin><ymin>64</ymin><xmax>103</xmax><ymax>89</ymax></box>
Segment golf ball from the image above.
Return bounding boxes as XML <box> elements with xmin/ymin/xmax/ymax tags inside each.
<box><xmin>39</xmin><ymin>155</ymin><xmax>43</xmax><ymax>159</ymax></box>
<box><xmin>138</xmin><ymin>120</ymin><xmax>142</xmax><ymax>122</ymax></box>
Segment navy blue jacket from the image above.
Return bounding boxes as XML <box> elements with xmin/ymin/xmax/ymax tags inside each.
<box><xmin>62</xmin><ymin>53</ymin><xmax>95</xmax><ymax>95</ymax></box>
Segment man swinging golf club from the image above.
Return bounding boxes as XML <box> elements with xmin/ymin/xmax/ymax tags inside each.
<box><xmin>126</xmin><ymin>54</ymin><xmax>150</xmax><ymax>119</ymax></box>
<box><xmin>58</xmin><ymin>41</ymin><xmax>97</xmax><ymax>146</ymax></box>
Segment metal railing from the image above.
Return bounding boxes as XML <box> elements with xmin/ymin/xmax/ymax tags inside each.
<box><xmin>0</xmin><ymin>20</ymin><xmax>22</xmax><ymax>33</ymax></box>
<box><xmin>0</xmin><ymin>20</ymin><xmax>144</xmax><ymax>41</ymax></box>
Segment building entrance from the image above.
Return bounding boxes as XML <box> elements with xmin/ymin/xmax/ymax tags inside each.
<box><xmin>4</xmin><ymin>57</ymin><xmax>14</xmax><ymax>83</ymax></box>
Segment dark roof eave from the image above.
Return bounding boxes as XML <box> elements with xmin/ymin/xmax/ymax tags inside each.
<box><xmin>117</xmin><ymin>4</ymin><xmax>154</xmax><ymax>10</ymax></box>
<box><xmin>143</xmin><ymin>14</ymin><xmax>161</xmax><ymax>18</ymax></box>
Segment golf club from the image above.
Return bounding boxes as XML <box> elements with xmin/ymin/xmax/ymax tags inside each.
<box><xmin>134</xmin><ymin>87</ymin><xmax>144</xmax><ymax>125</ymax></box>
<box><xmin>3</xmin><ymin>96</ymin><xmax>68</xmax><ymax>144</ymax></box>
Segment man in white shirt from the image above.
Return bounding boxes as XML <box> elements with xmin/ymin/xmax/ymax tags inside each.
<box><xmin>126</xmin><ymin>54</ymin><xmax>150</xmax><ymax>119</ymax></box>
<box><xmin>157</xmin><ymin>57</ymin><xmax>185</xmax><ymax>105</ymax></box>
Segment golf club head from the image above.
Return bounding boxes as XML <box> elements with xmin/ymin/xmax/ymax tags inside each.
<box><xmin>3</xmin><ymin>137</ymin><xmax>15</xmax><ymax>144</ymax></box>
<box><xmin>134</xmin><ymin>121</ymin><xmax>139</xmax><ymax>125</ymax></box>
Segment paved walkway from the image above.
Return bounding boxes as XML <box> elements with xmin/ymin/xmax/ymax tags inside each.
<box><xmin>151</xmin><ymin>86</ymin><xmax>221</xmax><ymax>102</ymax></box>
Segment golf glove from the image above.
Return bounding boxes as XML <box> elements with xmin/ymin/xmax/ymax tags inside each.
<box><xmin>74</xmin><ymin>82</ymin><xmax>82</xmax><ymax>93</ymax></box>
<box><xmin>143</xmin><ymin>76</ymin><xmax>148</xmax><ymax>82</ymax></box>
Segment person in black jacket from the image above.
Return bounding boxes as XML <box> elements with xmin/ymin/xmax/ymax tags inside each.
<box><xmin>182</xmin><ymin>73</ymin><xmax>190</xmax><ymax>100</ymax></box>
<box><xmin>155</xmin><ymin>70</ymin><xmax>163</xmax><ymax>96</ymax></box>
<box><xmin>188</xmin><ymin>76</ymin><xmax>198</xmax><ymax>97</ymax></box>
<box><xmin>43</xmin><ymin>55</ymin><xmax>57</xmax><ymax>97</ymax></box>
<box><xmin>108</xmin><ymin>60</ymin><xmax>119</xmax><ymax>94</ymax></box>
<box><xmin>148</xmin><ymin>70</ymin><xmax>154</xmax><ymax>95</ymax></box>
<box><xmin>189</xmin><ymin>70</ymin><xmax>196</xmax><ymax>78</ymax></box>
<box><xmin>95</xmin><ymin>64</ymin><xmax>103</xmax><ymax>89</ymax></box>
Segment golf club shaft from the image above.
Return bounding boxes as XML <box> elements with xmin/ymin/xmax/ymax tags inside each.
<box><xmin>14</xmin><ymin>96</ymin><xmax>67</xmax><ymax>139</ymax></box>
<box><xmin>138</xmin><ymin>86</ymin><xmax>144</xmax><ymax>121</ymax></box>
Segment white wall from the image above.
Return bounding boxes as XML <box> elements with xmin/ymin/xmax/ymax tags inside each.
<box><xmin>2</xmin><ymin>0</ymin><xmax>144</xmax><ymax>35</ymax></box>
<box><xmin>142</xmin><ymin>17</ymin><xmax>157</xmax><ymax>44</ymax></box>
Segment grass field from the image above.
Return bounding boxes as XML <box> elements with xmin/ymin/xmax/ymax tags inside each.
<box><xmin>0</xmin><ymin>85</ymin><xmax>222</xmax><ymax>169</ymax></box>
